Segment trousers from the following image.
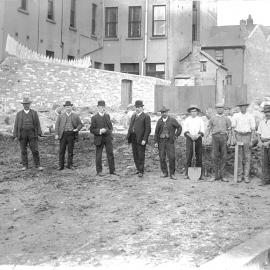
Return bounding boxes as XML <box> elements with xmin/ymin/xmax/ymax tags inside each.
<box><xmin>59</xmin><ymin>131</ymin><xmax>75</xmax><ymax>168</ymax></box>
<box><xmin>212</xmin><ymin>134</ymin><xmax>227</xmax><ymax>178</ymax></box>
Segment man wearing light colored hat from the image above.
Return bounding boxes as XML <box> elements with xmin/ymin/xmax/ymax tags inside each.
<box><xmin>55</xmin><ymin>101</ymin><xmax>83</xmax><ymax>170</ymax></box>
<box><xmin>183</xmin><ymin>104</ymin><xmax>205</xmax><ymax>179</ymax></box>
<box><xmin>257</xmin><ymin>105</ymin><xmax>270</xmax><ymax>186</ymax></box>
<box><xmin>13</xmin><ymin>97</ymin><xmax>43</xmax><ymax>171</ymax></box>
<box><xmin>231</xmin><ymin>102</ymin><xmax>255</xmax><ymax>183</ymax></box>
<box><xmin>154</xmin><ymin>106</ymin><xmax>182</xmax><ymax>180</ymax></box>
<box><xmin>206</xmin><ymin>103</ymin><xmax>231</xmax><ymax>182</ymax></box>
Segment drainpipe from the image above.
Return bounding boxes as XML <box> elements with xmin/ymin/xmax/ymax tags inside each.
<box><xmin>37</xmin><ymin>0</ymin><xmax>40</xmax><ymax>53</ymax></box>
<box><xmin>60</xmin><ymin>0</ymin><xmax>64</xmax><ymax>59</ymax></box>
<box><xmin>142</xmin><ymin>0</ymin><xmax>148</xmax><ymax>76</ymax></box>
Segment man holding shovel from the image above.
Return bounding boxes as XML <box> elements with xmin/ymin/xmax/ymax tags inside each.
<box><xmin>154</xmin><ymin>106</ymin><xmax>182</xmax><ymax>180</ymax></box>
<box><xmin>257</xmin><ymin>105</ymin><xmax>270</xmax><ymax>186</ymax></box>
<box><xmin>183</xmin><ymin>105</ymin><xmax>205</xmax><ymax>180</ymax></box>
<box><xmin>206</xmin><ymin>103</ymin><xmax>231</xmax><ymax>182</ymax></box>
<box><xmin>231</xmin><ymin>102</ymin><xmax>255</xmax><ymax>183</ymax></box>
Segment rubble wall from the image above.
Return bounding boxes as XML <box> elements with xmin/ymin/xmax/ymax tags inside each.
<box><xmin>0</xmin><ymin>57</ymin><xmax>170</xmax><ymax>112</ymax></box>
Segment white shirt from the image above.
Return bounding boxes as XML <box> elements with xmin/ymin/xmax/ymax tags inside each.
<box><xmin>257</xmin><ymin>119</ymin><xmax>270</xmax><ymax>139</ymax></box>
<box><xmin>24</xmin><ymin>109</ymin><xmax>30</xmax><ymax>114</ymax></box>
<box><xmin>231</xmin><ymin>112</ymin><xmax>255</xmax><ymax>132</ymax></box>
<box><xmin>66</xmin><ymin>112</ymin><xmax>72</xmax><ymax>117</ymax></box>
<box><xmin>98</xmin><ymin>112</ymin><xmax>104</xmax><ymax>117</ymax></box>
<box><xmin>162</xmin><ymin>117</ymin><xmax>168</xmax><ymax>122</ymax></box>
<box><xmin>183</xmin><ymin>116</ymin><xmax>205</xmax><ymax>136</ymax></box>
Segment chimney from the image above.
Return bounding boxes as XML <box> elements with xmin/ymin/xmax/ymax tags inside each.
<box><xmin>246</xmin><ymin>14</ymin><xmax>254</xmax><ymax>31</ymax></box>
<box><xmin>240</xmin><ymin>19</ymin><xmax>247</xmax><ymax>37</ymax></box>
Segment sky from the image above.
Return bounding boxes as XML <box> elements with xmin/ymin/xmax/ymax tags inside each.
<box><xmin>217</xmin><ymin>0</ymin><xmax>270</xmax><ymax>26</ymax></box>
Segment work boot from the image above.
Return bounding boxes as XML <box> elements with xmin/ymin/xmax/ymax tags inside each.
<box><xmin>244</xmin><ymin>177</ymin><xmax>250</xmax><ymax>183</ymax></box>
<box><xmin>97</xmin><ymin>172</ymin><xmax>105</xmax><ymax>177</ymax></box>
<box><xmin>221</xmin><ymin>177</ymin><xmax>229</xmax><ymax>182</ymax></box>
<box><xmin>170</xmin><ymin>174</ymin><xmax>177</xmax><ymax>180</ymax></box>
<box><xmin>161</xmin><ymin>173</ymin><xmax>168</xmax><ymax>178</ymax></box>
<box><xmin>138</xmin><ymin>173</ymin><xmax>143</xmax><ymax>178</ymax></box>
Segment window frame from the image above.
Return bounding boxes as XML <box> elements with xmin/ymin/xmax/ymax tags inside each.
<box><xmin>145</xmin><ymin>63</ymin><xmax>165</xmax><ymax>79</ymax></box>
<box><xmin>152</xmin><ymin>5</ymin><xmax>166</xmax><ymax>37</ymax></box>
<box><xmin>215</xmin><ymin>49</ymin><xmax>224</xmax><ymax>64</ymax></box>
<box><xmin>47</xmin><ymin>0</ymin><xmax>54</xmax><ymax>21</ymax></box>
<box><xmin>128</xmin><ymin>6</ymin><xmax>142</xmax><ymax>38</ymax></box>
<box><xmin>92</xmin><ymin>3</ymin><xmax>97</xmax><ymax>36</ymax></box>
<box><xmin>200</xmin><ymin>61</ymin><xmax>207</xmax><ymax>72</ymax></box>
<box><xmin>105</xmin><ymin>7</ymin><xmax>118</xmax><ymax>38</ymax></box>
<box><xmin>120</xmin><ymin>63</ymin><xmax>140</xmax><ymax>75</ymax></box>
<box><xmin>20</xmin><ymin>0</ymin><xmax>27</xmax><ymax>10</ymax></box>
<box><xmin>70</xmin><ymin>0</ymin><xmax>76</xmax><ymax>28</ymax></box>
<box><xmin>104</xmin><ymin>64</ymin><xmax>115</xmax><ymax>71</ymax></box>
<box><xmin>46</xmin><ymin>50</ymin><xmax>55</xmax><ymax>58</ymax></box>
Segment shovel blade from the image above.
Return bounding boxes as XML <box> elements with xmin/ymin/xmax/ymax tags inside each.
<box><xmin>188</xmin><ymin>167</ymin><xmax>201</xmax><ymax>181</ymax></box>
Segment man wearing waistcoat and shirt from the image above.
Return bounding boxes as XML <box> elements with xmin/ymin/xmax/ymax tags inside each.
<box><xmin>257</xmin><ymin>105</ymin><xmax>270</xmax><ymax>186</ymax></box>
<box><xmin>206</xmin><ymin>103</ymin><xmax>231</xmax><ymax>182</ymax></box>
<box><xmin>154</xmin><ymin>106</ymin><xmax>182</xmax><ymax>180</ymax></box>
<box><xmin>232</xmin><ymin>102</ymin><xmax>255</xmax><ymax>183</ymax></box>
<box><xmin>13</xmin><ymin>97</ymin><xmax>43</xmax><ymax>171</ymax></box>
<box><xmin>55</xmin><ymin>101</ymin><xmax>83</xmax><ymax>170</ymax></box>
<box><xmin>127</xmin><ymin>100</ymin><xmax>151</xmax><ymax>177</ymax></box>
<box><xmin>90</xmin><ymin>100</ymin><xmax>116</xmax><ymax>177</ymax></box>
<box><xmin>183</xmin><ymin>105</ymin><xmax>205</xmax><ymax>179</ymax></box>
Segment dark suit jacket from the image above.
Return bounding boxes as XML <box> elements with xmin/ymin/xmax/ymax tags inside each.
<box><xmin>13</xmin><ymin>109</ymin><xmax>42</xmax><ymax>139</ymax></box>
<box><xmin>55</xmin><ymin>112</ymin><xmax>83</xmax><ymax>139</ymax></box>
<box><xmin>127</xmin><ymin>112</ymin><xmax>151</xmax><ymax>144</ymax></box>
<box><xmin>154</xmin><ymin>116</ymin><xmax>182</xmax><ymax>144</ymax></box>
<box><xmin>90</xmin><ymin>113</ymin><xmax>113</xmax><ymax>146</ymax></box>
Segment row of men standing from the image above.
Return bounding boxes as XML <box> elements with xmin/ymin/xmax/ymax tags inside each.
<box><xmin>13</xmin><ymin>98</ymin><xmax>270</xmax><ymax>185</ymax></box>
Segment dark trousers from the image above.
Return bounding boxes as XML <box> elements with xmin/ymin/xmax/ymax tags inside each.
<box><xmin>19</xmin><ymin>129</ymin><xmax>40</xmax><ymax>167</ymax></box>
<box><xmin>262</xmin><ymin>146</ymin><xmax>270</xmax><ymax>183</ymax></box>
<box><xmin>131</xmin><ymin>134</ymin><xmax>146</xmax><ymax>174</ymax></box>
<box><xmin>158</xmin><ymin>138</ymin><xmax>176</xmax><ymax>176</ymax></box>
<box><xmin>185</xmin><ymin>136</ymin><xmax>202</xmax><ymax>175</ymax></box>
<box><xmin>212</xmin><ymin>134</ymin><xmax>227</xmax><ymax>178</ymax></box>
<box><xmin>59</xmin><ymin>131</ymin><xmax>75</xmax><ymax>168</ymax></box>
<box><xmin>96</xmin><ymin>136</ymin><xmax>115</xmax><ymax>173</ymax></box>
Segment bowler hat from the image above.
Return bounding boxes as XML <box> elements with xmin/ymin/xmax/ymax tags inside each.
<box><xmin>135</xmin><ymin>100</ymin><xmax>144</xmax><ymax>107</ymax></box>
<box><xmin>159</xmin><ymin>106</ymin><xmax>170</xmax><ymax>113</ymax></box>
<box><xmin>97</xmin><ymin>100</ymin><xmax>106</xmax><ymax>106</ymax></box>
<box><xmin>187</xmin><ymin>104</ymin><xmax>200</xmax><ymax>112</ymax></box>
<box><xmin>21</xmin><ymin>97</ymin><xmax>32</xmax><ymax>104</ymax></box>
<box><xmin>263</xmin><ymin>105</ymin><xmax>270</xmax><ymax>113</ymax></box>
<box><xmin>63</xmin><ymin>101</ymin><xmax>73</xmax><ymax>107</ymax></box>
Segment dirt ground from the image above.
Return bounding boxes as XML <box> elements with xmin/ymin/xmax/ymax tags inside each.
<box><xmin>1</xmin><ymin>133</ymin><xmax>270</xmax><ymax>269</ymax></box>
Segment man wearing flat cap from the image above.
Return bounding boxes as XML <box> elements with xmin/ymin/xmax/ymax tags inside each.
<box><xmin>90</xmin><ymin>100</ymin><xmax>116</xmax><ymax>176</ymax></box>
<box><xmin>154</xmin><ymin>106</ymin><xmax>182</xmax><ymax>180</ymax></box>
<box><xmin>182</xmin><ymin>105</ymin><xmax>205</xmax><ymax>179</ymax></box>
<box><xmin>13</xmin><ymin>97</ymin><xmax>43</xmax><ymax>171</ymax></box>
<box><xmin>231</xmin><ymin>102</ymin><xmax>255</xmax><ymax>183</ymax></box>
<box><xmin>127</xmin><ymin>100</ymin><xmax>151</xmax><ymax>177</ymax></box>
<box><xmin>257</xmin><ymin>105</ymin><xmax>270</xmax><ymax>186</ymax></box>
<box><xmin>55</xmin><ymin>101</ymin><xmax>83</xmax><ymax>170</ymax></box>
<box><xmin>206</xmin><ymin>103</ymin><xmax>231</xmax><ymax>182</ymax></box>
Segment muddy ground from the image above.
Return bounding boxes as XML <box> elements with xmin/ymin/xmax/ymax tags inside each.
<box><xmin>1</xmin><ymin>133</ymin><xmax>270</xmax><ymax>269</ymax></box>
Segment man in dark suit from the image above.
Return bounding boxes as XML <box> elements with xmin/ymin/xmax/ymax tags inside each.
<box><xmin>90</xmin><ymin>100</ymin><xmax>116</xmax><ymax>176</ymax></box>
<box><xmin>13</xmin><ymin>97</ymin><xmax>43</xmax><ymax>171</ymax></box>
<box><xmin>55</xmin><ymin>101</ymin><xmax>83</xmax><ymax>170</ymax></box>
<box><xmin>154</xmin><ymin>106</ymin><xmax>182</xmax><ymax>180</ymax></box>
<box><xmin>127</xmin><ymin>100</ymin><xmax>151</xmax><ymax>177</ymax></box>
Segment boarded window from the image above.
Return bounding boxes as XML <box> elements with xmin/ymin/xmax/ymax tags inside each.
<box><xmin>105</xmin><ymin>7</ymin><xmax>118</xmax><ymax>38</ymax></box>
<box><xmin>153</xmin><ymin>5</ymin><xmax>166</xmax><ymax>36</ymax></box>
<box><xmin>128</xmin><ymin>6</ymin><xmax>141</xmax><ymax>38</ymax></box>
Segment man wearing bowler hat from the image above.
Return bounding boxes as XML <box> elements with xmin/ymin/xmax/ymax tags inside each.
<box><xmin>127</xmin><ymin>100</ymin><xmax>151</xmax><ymax>177</ymax></box>
<box><xmin>231</xmin><ymin>102</ymin><xmax>255</xmax><ymax>183</ymax></box>
<box><xmin>13</xmin><ymin>97</ymin><xmax>43</xmax><ymax>171</ymax></box>
<box><xmin>55</xmin><ymin>101</ymin><xmax>83</xmax><ymax>170</ymax></box>
<box><xmin>206</xmin><ymin>103</ymin><xmax>231</xmax><ymax>182</ymax></box>
<box><xmin>90</xmin><ymin>100</ymin><xmax>116</xmax><ymax>176</ymax></box>
<box><xmin>257</xmin><ymin>105</ymin><xmax>270</xmax><ymax>186</ymax></box>
<box><xmin>182</xmin><ymin>104</ymin><xmax>205</xmax><ymax>179</ymax></box>
<box><xmin>154</xmin><ymin>106</ymin><xmax>182</xmax><ymax>180</ymax></box>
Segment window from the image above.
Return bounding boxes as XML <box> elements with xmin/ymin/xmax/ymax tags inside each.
<box><xmin>152</xmin><ymin>5</ymin><xmax>166</xmax><ymax>37</ymax></box>
<box><xmin>92</xmin><ymin>4</ymin><xmax>97</xmax><ymax>36</ymax></box>
<box><xmin>105</xmin><ymin>7</ymin><xmax>118</xmax><ymax>38</ymax></box>
<box><xmin>215</xmin><ymin>49</ymin><xmax>224</xmax><ymax>64</ymax></box>
<box><xmin>128</xmin><ymin>6</ymin><xmax>141</xmax><ymax>38</ymax></box>
<box><xmin>104</xmin><ymin>64</ymin><xmax>114</xmax><ymax>71</ymax></box>
<box><xmin>226</xmin><ymin>75</ymin><xmax>232</xmax><ymax>85</ymax></box>
<box><xmin>20</xmin><ymin>0</ymin><xmax>27</xmax><ymax>10</ymax></box>
<box><xmin>47</xmin><ymin>0</ymin><xmax>54</xmax><ymax>20</ymax></box>
<box><xmin>120</xmin><ymin>63</ymin><xmax>139</xmax><ymax>75</ymax></box>
<box><xmin>67</xmin><ymin>55</ymin><xmax>75</xmax><ymax>61</ymax></box>
<box><xmin>46</xmin><ymin>50</ymin><xmax>54</xmax><ymax>58</ymax></box>
<box><xmin>146</xmin><ymin>63</ymin><xmax>165</xmax><ymax>79</ymax></box>
<box><xmin>94</xmin><ymin>62</ymin><xmax>102</xmax><ymax>69</ymax></box>
<box><xmin>192</xmin><ymin>1</ymin><xmax>200</xmax><ymax>42</ymax></box>
<box><xmin>200</xmin><ymin>61</ymin><xmax>207</xmax><ymax>72</ymax></box>
<box><xmin>70</xmin><ymin>0</ymin><xmax>76</xmax><ymax>28</ymax></box>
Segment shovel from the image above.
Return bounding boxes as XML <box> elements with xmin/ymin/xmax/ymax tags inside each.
<box><xmin>188</xmin><ymin>140</ymin><xmax>201</xmax><ymax>180</ymax></box>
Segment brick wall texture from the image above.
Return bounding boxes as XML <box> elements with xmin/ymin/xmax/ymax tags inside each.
<box><xmin>0</xmin><ymin>57</ymin><xmax>170</xmax><ymax>112</ymax></box>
